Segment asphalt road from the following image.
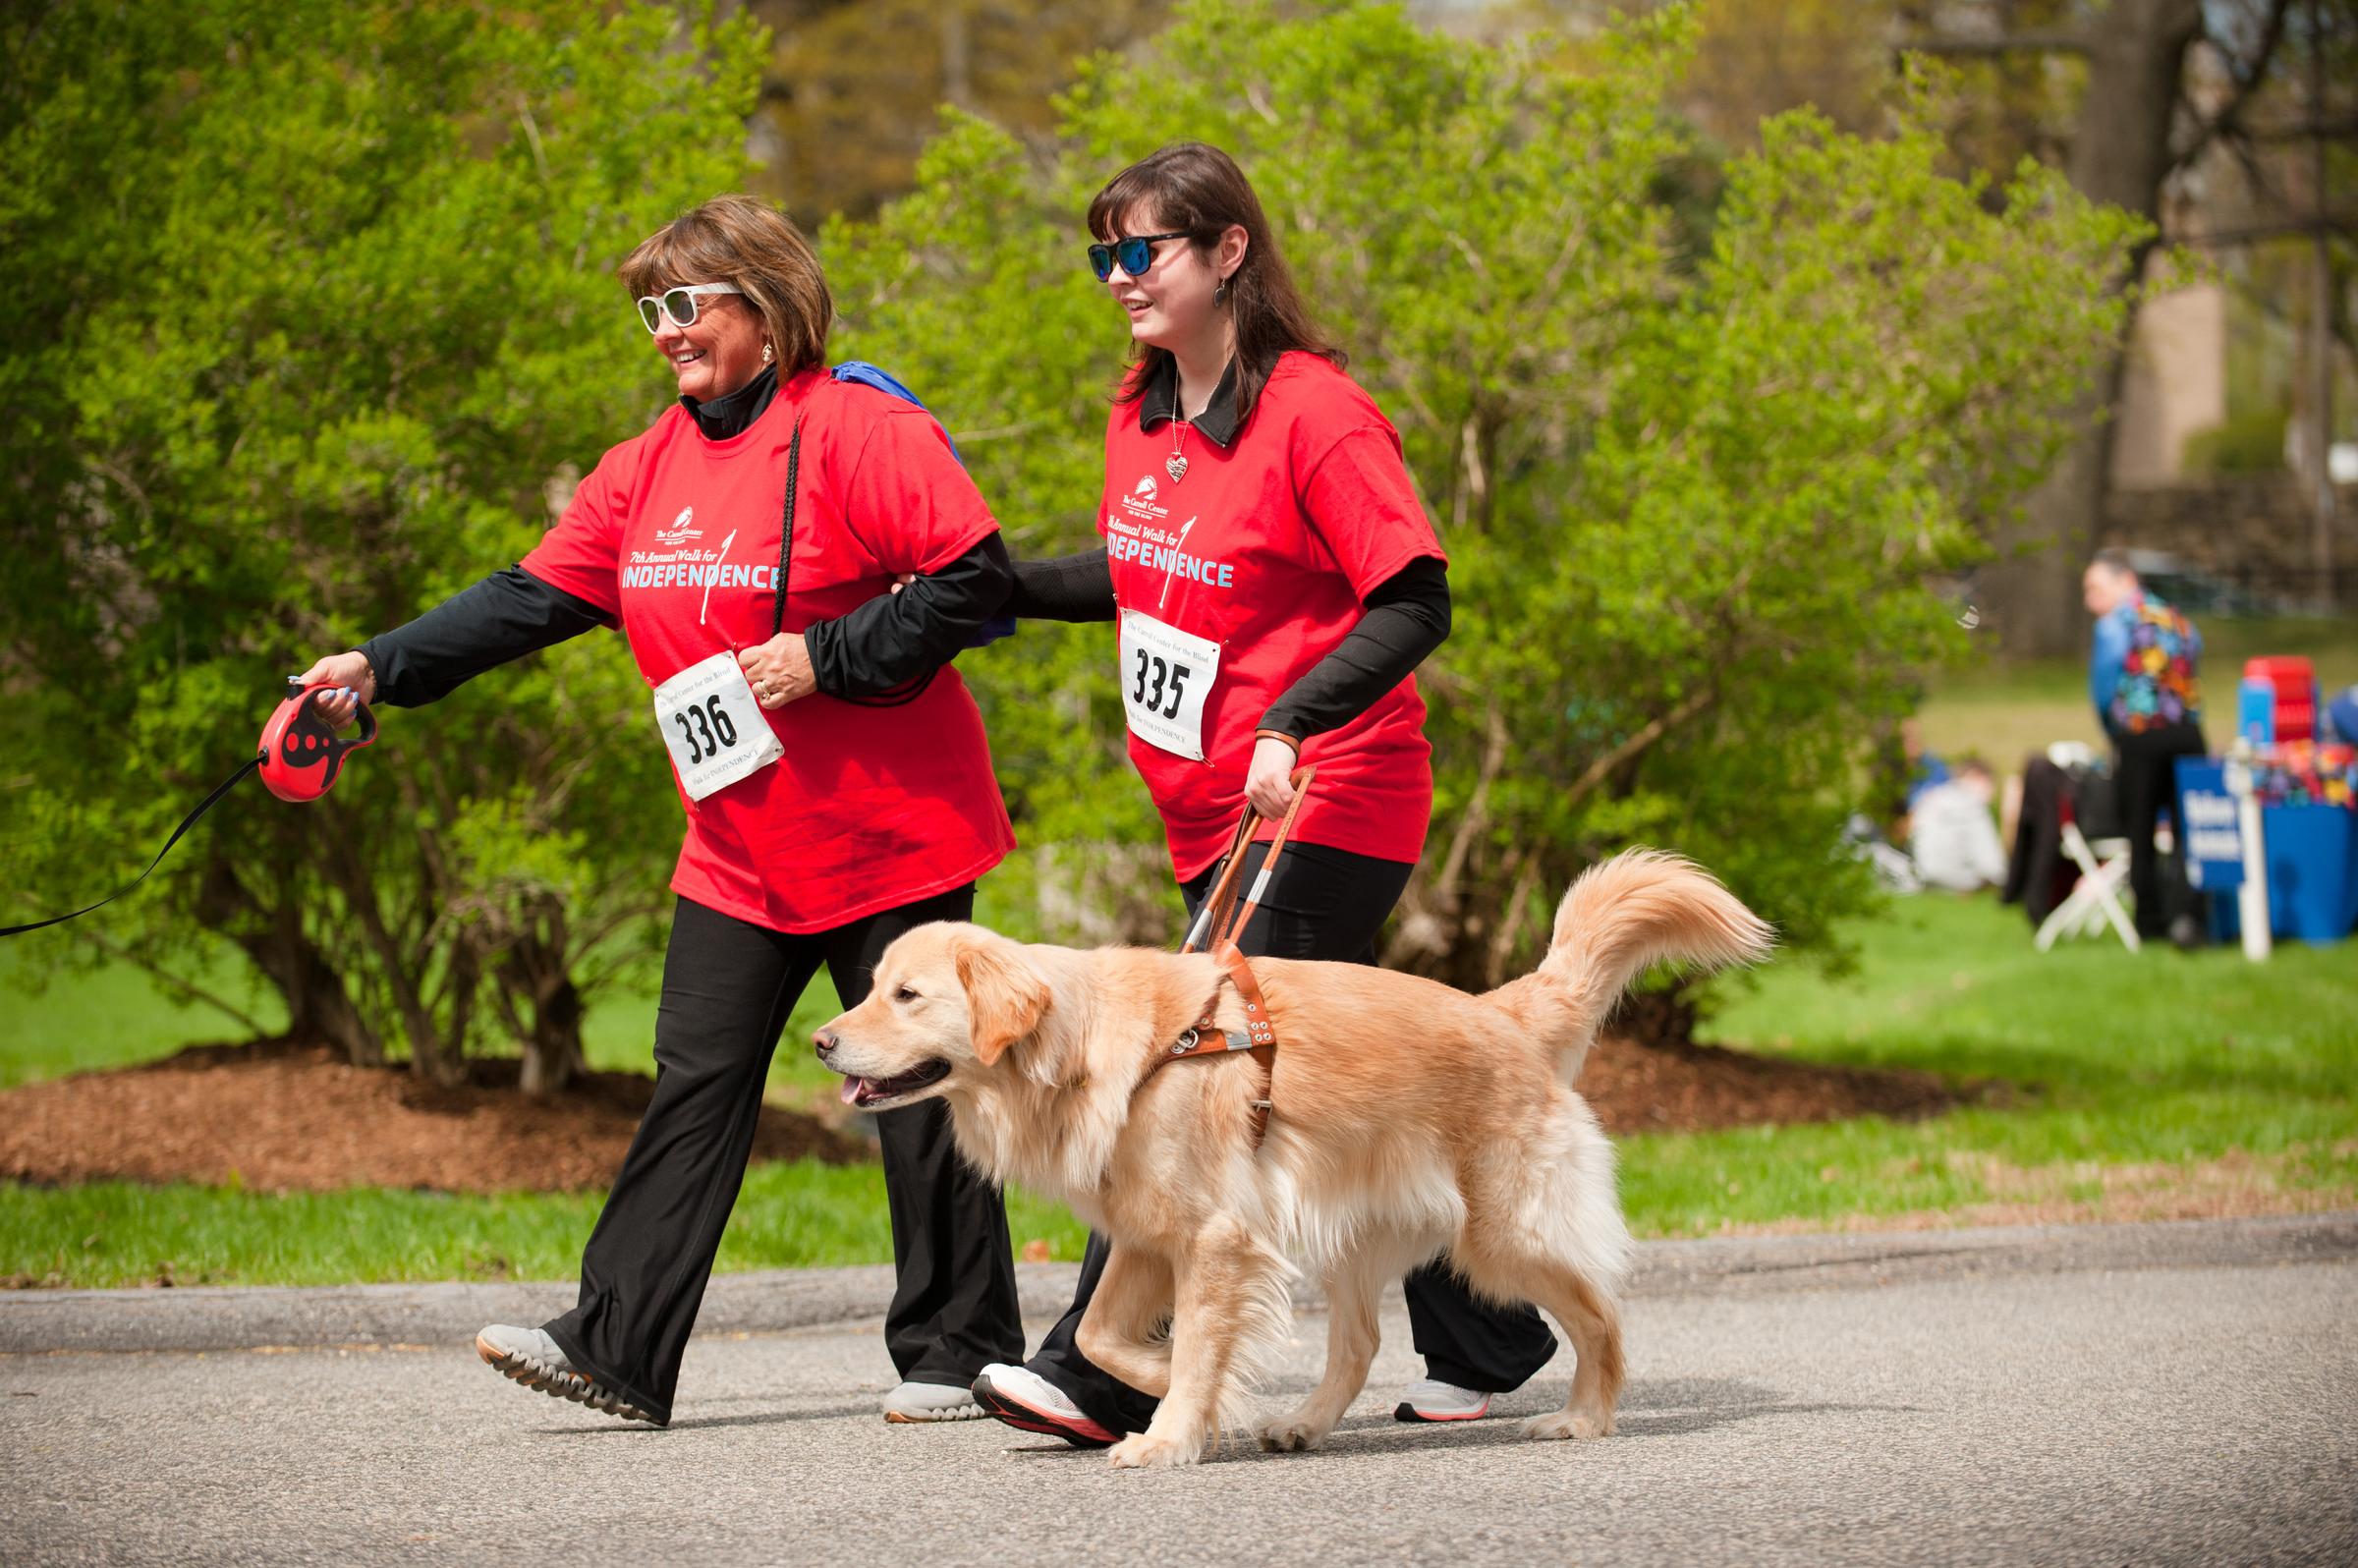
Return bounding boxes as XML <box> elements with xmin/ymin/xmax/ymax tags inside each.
<box><xmin>4</xmin><ymin>1216</ymin><xmax>2353</xmax><ymax>1566</ymax></box>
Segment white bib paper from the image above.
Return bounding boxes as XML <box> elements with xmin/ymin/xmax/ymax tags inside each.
<box><xmin>1118</xmin><ymin>608</ymin><xmax>1220</xmax><ymax>761</ymax></box>
<box><xmin>651</xmin><ymin>650</ymin><xmax>785</xmax><ymax>801</ymax></box>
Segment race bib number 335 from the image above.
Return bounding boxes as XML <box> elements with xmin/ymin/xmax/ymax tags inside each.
<box><xmin>1118</xmin><ymin>608</ymin><xmax>1219</xmax><ymax>761</ymax></box>
<box><xmin>652</xmin><ymin>650</ymin><xmax>785</xmax><ymax>801</ymax></box>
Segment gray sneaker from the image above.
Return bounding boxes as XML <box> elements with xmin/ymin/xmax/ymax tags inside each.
<box><xmin>474</xmin><ymin>1323</ymin><xmax>664</xmax><ymax>1427</ymax></box>
<box><xmin>880</xmin><ymin>1379</ymin><xmax>985</xmax><ymax>1424</ymax></box>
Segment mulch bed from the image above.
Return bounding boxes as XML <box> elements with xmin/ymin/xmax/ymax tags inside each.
<box><xmin>1577</xmin><ymin>1033</ymin><xmax>1974</xmax><ymax>1135</ymax></box>
<box><xmin>0</xmin><ymin>1031</ymin><xmax>1970</xmax><ymax>1197</ymax></box>
<box><xmin>0</xmin><ymin>1038</ymin><xmax>860</xmax><ymax>1195</ymax></box>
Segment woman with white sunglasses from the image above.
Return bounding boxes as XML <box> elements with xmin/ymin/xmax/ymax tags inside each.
<box><xmin>294</xmin><ymin>195</ymin><xmax>1024</xmax><ymax>1430</ymax></box>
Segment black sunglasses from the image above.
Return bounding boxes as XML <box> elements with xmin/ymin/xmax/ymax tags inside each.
<box><xmin>1088</xmin><ymin>231</ymin><xmax>1196</xmax><ymax>282</ymax></box>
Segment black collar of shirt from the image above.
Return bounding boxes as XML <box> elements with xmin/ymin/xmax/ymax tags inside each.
<box><xmin>1138</xmin><ymin>356</ymin><xmax>1240</xmax><ymax>447</ymax></box>
<box><xmin>682</xmin><ymin>364</ymin><xmax>779</xmax><ymax>441</ymax></box>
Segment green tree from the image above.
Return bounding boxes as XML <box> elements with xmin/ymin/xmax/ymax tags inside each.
<box><xmin>0</xmin><ymin>1</ymin><xmax>767</xmax><ymax>1088</ymax></box>
<box><xmin>826</xmin><ymin>0</ymin><xmax>2145</xmax><ymax>995</ymax></box>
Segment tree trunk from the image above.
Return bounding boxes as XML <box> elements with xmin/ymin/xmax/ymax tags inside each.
<box><xmin>494</xmin><ymin>908</ymin><xmax>589</xmax><ymax>1097</ymax></box>
<box><xmin>196</xmin><ymin>860</ymin><xmax>382</xmax><ymax>1064</ymax></box>
<box><xmin>1977</xmin><ymin>0</ymin><xmax>2205</xmax><ymax>656</ymax></box>
<box><xmin>517</xmin><ymin>976</ymin><xmax>587</xmax><ymax>1097</ymax></box>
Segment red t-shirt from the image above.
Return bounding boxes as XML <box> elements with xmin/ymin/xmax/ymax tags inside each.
<box><xmin>1101</xmin><ymin>351</ymin><xmax>1445</xmax><ymax>879</ymax></box>
<box><xmin>522</xmin><ymin>369</ymin><xmax>1015</xmax><ymax>933</ymax></box>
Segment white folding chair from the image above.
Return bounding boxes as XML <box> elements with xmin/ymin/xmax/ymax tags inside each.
<box><xmin>2032</xmin><ymin>741</ymin><xmax>2142</xmax><ymax>953</ymax></box>
<box><xmin>2035</xmin><ymin>814</ymin><xmax>2140</xmax><ymax>952</ymax></box>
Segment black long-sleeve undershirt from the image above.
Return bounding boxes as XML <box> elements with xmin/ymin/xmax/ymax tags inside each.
<box><xmin>1006</xmin><ymin>549</ymin><xmax>1451</xmax><ymax>743</ymax></box>
<box><xmin>359</xmin><ymin>567</ymin><xmax>610</xmax><ymax>707</ymax></box>
<box><xmin>806</xmin><ymin>534</ymin><xmax>1011</xmax><ymax>698</ymax></box>
<box><xmin>359</xmin><ymin>539</ymin><xmax>1011</xmax><ymax>708</ymax></box>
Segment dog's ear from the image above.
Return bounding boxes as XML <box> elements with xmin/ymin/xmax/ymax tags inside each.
<box><xmin>954</xmin><ymin>932</ymin><xmax>1050</xmax><ymax>1066</ymax></box>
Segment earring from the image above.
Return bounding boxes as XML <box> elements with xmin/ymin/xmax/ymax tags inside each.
<box><xmin>1214</xmin><ymin>278</ymin><xmax>1230</xmax><ymax>307</ymax></box>
<box><xmin>761</xmin><ymin>342</ymin><xmax>773</xmax><ymax>364</ymax></box>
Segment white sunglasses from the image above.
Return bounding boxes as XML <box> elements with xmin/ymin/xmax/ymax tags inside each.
<box><xmin>635</xmin><ymin>282</ymin><xmax>743</xmax><ymax>333</ymax></box>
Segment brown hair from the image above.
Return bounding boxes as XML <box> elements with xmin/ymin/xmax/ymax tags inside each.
<box><xmin>1087</xmin><ymin>142</ymin><xmax>1341</xmax><ymax>427</ymax></box>
<box><xmin>619</xmin><ymin>195</ymin><xmax>831</xmax><ymax>377</ymax></box>
<box><xmin>2089</xmin><ymin>546</ymin><xmax>2138</xmax><ymax>581</ymax></box>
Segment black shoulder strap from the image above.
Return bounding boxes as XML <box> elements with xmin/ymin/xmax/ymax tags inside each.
<box><xmin>771</xmin><ymin>419</ymin><xmax>803</xmax><ymax>641</ymax></box>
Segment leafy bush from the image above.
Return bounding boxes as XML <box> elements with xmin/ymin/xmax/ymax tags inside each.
<box><xmin>827</xmin><ymin>1</ymin><xmax>2146</xmax><ymax>988</ymax></box>
<box><xmin>0</xmin><ymin>1</ymin><xmax>766</xmax><ymax>1085</ymax></box>
<box><xmin>0</xmin><ymin>0</ymin><xmax>2148</xmax><ymax>1081</ymax></box>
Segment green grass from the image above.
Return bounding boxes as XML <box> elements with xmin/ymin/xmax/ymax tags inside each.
<box><xmin>6</xmin><ymin>894</ymin><xmax>2348</xmax><ymax>1284</ymax></box>
<box><xmin>0</xmin><ymin>942</ymin><xmax>286</xmax><ymax>1089</ymax></box>
<box><xmin>5</xmin><ymin>621</ymin><xmax>2355</xmax><ymax>1285</ymax></box>
<box><xmin>1651</xmin><ymin>894</ymin><xmax>2358</xmax><ymax>1235</ymax></box>
<box><xmin>0</xmin><ymin>1162</ymin><xmax>1091</xmax><ymax>1290</ymax></box>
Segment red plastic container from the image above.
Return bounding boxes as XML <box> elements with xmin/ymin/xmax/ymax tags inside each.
<box><xmin>2244</xmin><ymin>656</ymin><xmax>2318</xmax><ymax>745</ymax></box>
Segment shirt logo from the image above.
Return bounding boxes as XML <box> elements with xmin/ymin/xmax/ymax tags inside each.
<box><xmin>1119</xmin><ymin>476</ymin><xmax>1169</xmax><ymax>524</ymax></box>
<box><xmin>656</xmin><ymin>505</ymin><xmax>702</xmax><ymax>546</ymax></box>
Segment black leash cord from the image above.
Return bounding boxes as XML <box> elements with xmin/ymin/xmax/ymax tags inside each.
<box><xmin>0</xmin><ymin>755</ymin><xmax>263</xmax><ymax>938</ymax></box>
<box><xmin>773</xmin><ymin>416</ymin><xmax>936</xmax><ymax>708</ymax></box>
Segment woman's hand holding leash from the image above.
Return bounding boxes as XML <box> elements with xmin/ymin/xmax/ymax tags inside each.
<box><xmin>292</xmin><ymin>652</ymin><xmax>375</xmax><ymax>725</ymax></box>
<box><xmin>1245</xmin><ymin>733</ymin><xmax>1301</xmax><ymax>817</ymax></box>
<box><xmin>738</xmin><ymin>633</ymin><xmax>814</xmax><ymax>709</ymax></box>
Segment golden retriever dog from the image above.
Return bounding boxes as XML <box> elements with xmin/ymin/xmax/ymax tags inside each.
<box><xmin>814</xmin><ymin>851</ymin><xmax>1770</xmax><ymax>1469</ymax></box>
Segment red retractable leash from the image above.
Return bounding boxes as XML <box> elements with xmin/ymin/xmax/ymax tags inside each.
<box><xmin>0</xmin><ymin>681</ymin><xmax>376</xmax><ymax>937</ymax></box>
<box><xmin>256</xmin><ymin>680</ymin><xmax>379</xmax><ymax>802</ymax></box>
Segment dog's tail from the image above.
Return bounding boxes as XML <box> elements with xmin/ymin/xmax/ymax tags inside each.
<box><xmin>1491</xmin><ymin>850</ymin><xmax>1773</xmax><ymax>1081</ymax></box>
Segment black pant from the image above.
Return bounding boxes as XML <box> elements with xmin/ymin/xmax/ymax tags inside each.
<box><xmin>1024</xmin><ymin>839</ymin><xmax>1559</xmax><ymax>1436</ymax></box>
<box><xmin>2002</xmin><ymin>754</ymin><xmax>2075</xmax><ymax>926</ymax></box>
<box><xmin>2114</xmin><ymin>722</ymin><xmax>2206</xmax><ymax>937</ymax></box>
<box><xmin>543</xmin><ymin>889</ymin><xmax>1021</xmax><ymax>1423</ymax></box>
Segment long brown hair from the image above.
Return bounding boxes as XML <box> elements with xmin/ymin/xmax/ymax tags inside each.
<box><xmin>619</xmin><ymin>195</ymin><xmax>831</xmax><ymax>379</ymax></box>
<box><xmin>1087</xmin><ymin>142</ymin><xmax>1342</xmax><ymax>428</ymax></box>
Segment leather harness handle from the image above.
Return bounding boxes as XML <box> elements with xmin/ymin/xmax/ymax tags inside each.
<box><xmin>1218</xmin><ymin>763</ymin><xmax>1316</xmax><ymax>950</ymax></box>
<box><xmin>1151</xmin><ymin>768</ymin><xmax>1317</xmax><ymax>1150</ymax></box>
<box><xmin>1179</xmin><ymin>764</ymin><xmax>1318</xmax><ymax>956</ymax></box>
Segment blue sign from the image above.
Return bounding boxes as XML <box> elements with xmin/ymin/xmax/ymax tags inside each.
<box><xmin>2174</xmin><ymin>758</ymin><xmax>2244</xmax><ymax>893</ymax></box>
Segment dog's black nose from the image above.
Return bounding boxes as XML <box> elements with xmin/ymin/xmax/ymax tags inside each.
<box><xmin>814</xmin><ymin>1029</ymin><xmax>839</xmax><ymax>1059</ymax></box>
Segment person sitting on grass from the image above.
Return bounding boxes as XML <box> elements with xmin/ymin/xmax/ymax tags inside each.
<box><xmin>1907</xmin><ymin>758</ymin><xmax>2008</xmax><ymax>893</ymax></box>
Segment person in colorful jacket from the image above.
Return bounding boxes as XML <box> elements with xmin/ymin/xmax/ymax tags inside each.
<box><xmin>2083</xmin><ymin>548</ymin><xmax>2205</xmax><ymax>938</ymax></box>
<box><xmin>294</xmin><ymin>196</ymin><xmax>1022</xmax><ymax>1429</ymax></box>
<box><xmin>970</xmin><ymin>141</ymin><xmax>1560</xmax><ymax>1447</ymax></box>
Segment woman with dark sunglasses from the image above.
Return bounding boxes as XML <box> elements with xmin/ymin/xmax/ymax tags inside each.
<box><xmin>973</xmin><ymin>142</ymin><xmax>1559</xmax><ymax>1447</ymax></box>
<box><xmin>293</xmin><ymin>196</ymin><xmax>1024</xmax><ymax>1430</ymax></box>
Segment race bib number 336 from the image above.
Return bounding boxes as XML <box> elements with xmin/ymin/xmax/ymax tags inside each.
<box><xmin>1118</xmin><ymin>608</ymin><xmax>1219</xmax><ymax>761</ymax></box>
<box><xmin>652</xmin><ymin>650</ymin><xmax>785</xmax><ymax>801</ymax></box>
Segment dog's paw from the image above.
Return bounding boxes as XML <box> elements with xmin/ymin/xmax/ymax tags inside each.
<box><xmin>1521</xmin><ymin>1409</ymin><xmax>1613</xmax><ymax>1441</ymax></box>
<box><xmin>1107</xmin><ymin>1431</ymin><xmax>1202</xmax><ymax>1469</ymax></box>
<box><xmin>1255</xmin><ymin>1417</ymin><xmax>1329</xmax><ymax>1453</ymax></box>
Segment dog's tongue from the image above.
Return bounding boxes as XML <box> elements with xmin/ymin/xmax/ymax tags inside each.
<box><xmin>839</xmin><ymin>1077</ymin><xmax>867</xmax><ymax>1106</ymax></box>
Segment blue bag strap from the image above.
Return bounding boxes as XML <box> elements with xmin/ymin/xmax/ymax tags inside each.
<box><xmin>829</xmin><ymin>361</ymin><xmax>1012</xmax><ymax>648</ymax></box>
<box><xmin>832</xmin><ymin>361</ymin><xmax>965</xmax><ymax>468</ymax></box>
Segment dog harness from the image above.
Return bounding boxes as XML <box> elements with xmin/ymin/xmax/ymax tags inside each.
<box><xmin>1138</xmin><ymin>766</ymin><xmax>1317</xmax><ymax>1148</ymax></box>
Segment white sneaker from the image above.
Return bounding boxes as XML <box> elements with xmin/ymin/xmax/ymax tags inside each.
<box><xmin>474</xmin><ymin>1322</ymin><xmax>663</xmax><ymax>1427</ymax></box>
<box><xmin>880</xmin><ymin>1379</ymin><xmax>985</xmax><ymax>1423</ymax></box>
<box><xmin>972</xmin><ymin>1362</ymin><xmax>1117</xmax><ymax>1446</ymax></box>
<box><xmin>1393</xmin><ymin>1376</ymin><xmax>1492</xmax><ymax>1423</ymax></box>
